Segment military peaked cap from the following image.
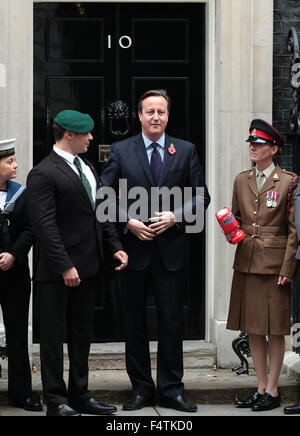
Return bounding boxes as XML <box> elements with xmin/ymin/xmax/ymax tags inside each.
<box><xmin>246</xmin><ymin>119</ymin><xmax>284</xmax><ymax>147</ymax></box>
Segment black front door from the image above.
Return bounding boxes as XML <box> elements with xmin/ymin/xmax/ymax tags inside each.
<box><xmin>33</xmin><ymin>2</ymin><xmax>206</xmax><ymax>342</ymax></box>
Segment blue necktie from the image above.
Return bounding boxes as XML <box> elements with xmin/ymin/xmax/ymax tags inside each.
<box><xmin>150</xmin><ymin>143</ymin><xmax>163</xmax><ymax>186</ymax></box>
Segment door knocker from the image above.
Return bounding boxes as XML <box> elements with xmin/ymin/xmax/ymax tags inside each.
<box><xmin>107</xmin><ymin>100</ymin><xmax>130</xmax><ymax>137</ymax></box>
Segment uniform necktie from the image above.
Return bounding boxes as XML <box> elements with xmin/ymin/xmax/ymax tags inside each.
<box><xmin>74</xmin><ymin>157</ymin><xmax>95</xmax><ymax>209</ymax></box>
<box><xmin>257</xmin><ymin>171</ymin><xmax>265</xmax><ymax>193</ymax></box>
<box><xmin>150</xmin><ymin>143</ymin><xmax>163</xmax><ymax>186</ymax></box>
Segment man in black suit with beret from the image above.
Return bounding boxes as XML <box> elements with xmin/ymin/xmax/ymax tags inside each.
<box><xmin>101</xmin><ymin>89</ymin><xmax>210</xmax><ymax>413</ymax></box>
<box><xmin>27</xmin><ymin>110</ymin><xmax>128</xmax><ymax>416</ymax></box>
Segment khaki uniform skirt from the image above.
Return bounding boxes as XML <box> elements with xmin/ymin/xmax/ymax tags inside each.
<box><xmin>226</xmin><ymin>271</ymin><xmax>291</xmax><ymax>336</ymax></box>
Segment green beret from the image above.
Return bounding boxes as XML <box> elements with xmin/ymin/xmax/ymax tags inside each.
<box><xmin>54</xmin><ymin>110</ymin><xmax>94</xmax><ymax>133</ymax></box>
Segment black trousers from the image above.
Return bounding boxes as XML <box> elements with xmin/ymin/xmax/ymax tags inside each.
<box><xmin>118</xmin><ymin>251</ymin><xmax>185</xmax><ymax>398</ymax></box>
<box><xmin>36</xmin><ymin>277</ymin><xmax>96</xmax><ymax>407</ymax></box>
<box><xmin>0</xmin><ymin>277</ymin><xmax>32</xmax><ymax>402</ymax></box>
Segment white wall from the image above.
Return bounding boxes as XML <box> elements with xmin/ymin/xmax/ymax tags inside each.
<box><xmin>208</xmin><ymin>0</ymin><xmax>273</xmax><ymax>366</ymax></box>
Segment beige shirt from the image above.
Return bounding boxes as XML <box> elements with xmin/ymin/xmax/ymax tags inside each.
<box><xmin>255</xmin><ymin>162</ymin><xmax>275</xmax><ymax>190</ymax></box>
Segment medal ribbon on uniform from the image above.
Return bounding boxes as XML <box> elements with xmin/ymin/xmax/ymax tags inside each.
<box><xmin>272</xmin><ymin>191</ymin><xmax>279</xmax><ymax>208</ymax></box>
<box><xmin>266</xmin><ymin>191</ymin><xmax>273</xmax><ymax>208</ymax></box>
<box><xmin>266</xmin><ymin>191</ymin><xmax>279</xmax><ymax>208</ymax></box>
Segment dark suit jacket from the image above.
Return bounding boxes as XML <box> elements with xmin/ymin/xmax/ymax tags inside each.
<box><xmin>27</xmin><ymin>150</ymin><xmax>123</xmax><ymax>282</ymax></box>
<box><xmin>101</xmin><ymin>133</ymin><xmax>210</xmax><ymax>271</ymax></box>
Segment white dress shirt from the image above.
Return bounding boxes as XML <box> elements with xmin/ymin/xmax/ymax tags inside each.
<box><xmin>255</xmin><ymin>162</ymin><xmax>275</xmax><ymax>189</ymax></box>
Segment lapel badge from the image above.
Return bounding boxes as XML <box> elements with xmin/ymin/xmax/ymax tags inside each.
<box><xmin>273</xmin><ymin>173</ymin><xmax>279</xmax><ymax>180</ymax></box>
<box><xmin>168</xmin><ymin>143</ymin><xmax>176</xmax><ymax>155</ymax></box>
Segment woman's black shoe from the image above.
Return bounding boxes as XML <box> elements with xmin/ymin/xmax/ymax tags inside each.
<box><xmin>235</xmin><ymin>392</ymin><xmax>262</xmax><ymax>408</ymax></box>
<box><xmin>251</xmin><ymin>393</ymin><xmax>281</xmax><ymax>411</ymax></box>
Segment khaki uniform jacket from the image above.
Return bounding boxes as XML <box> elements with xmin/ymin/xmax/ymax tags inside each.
<box><xmin>232</xmin><ymin>164</ymin><xmax>298</xmax><ymax>279</ymax></box>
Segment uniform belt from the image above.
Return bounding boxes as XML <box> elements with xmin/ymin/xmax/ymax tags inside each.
<box><xmin>242</xmin><ymin>224</ymin><xmax>286</xmax><ymax>239</ymax></box>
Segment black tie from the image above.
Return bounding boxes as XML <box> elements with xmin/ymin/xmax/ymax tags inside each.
<box><xmin>150</xmin><ymin>143</ymin><xmax>163</xmax><ymax>186</ymax></box>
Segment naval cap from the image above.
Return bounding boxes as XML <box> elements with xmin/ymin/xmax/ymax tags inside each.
<box><xmin>0</xmin><ymin>138</ymin><xmax>16</xmax><ymax>158</ymax></box>
<box><xmin>246</xmin><ymin>119</ymin><xmax>284</xmax><ymax>147</ymax></box>
<box><xmin>54</xmin><ymin>110</ymin><xmax>94</xmax><ymax>134</ymax></box>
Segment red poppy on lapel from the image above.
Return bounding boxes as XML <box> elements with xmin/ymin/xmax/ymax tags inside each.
<box><xmin>168</xmin><ymin>143</ymin><xmax>176</xmax><ymax>155</ymax></box>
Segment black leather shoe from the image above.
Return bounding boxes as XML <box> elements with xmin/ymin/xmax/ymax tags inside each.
<box><xmin>47</xmin><ymin>404</ymin><xmax>81</xmax><ymax>416</ymax></box>
<box><xmin>235</xmin><ymin>392</ymin><xmax>263</xmax><ymax>408</ymax></box>
<box><xmin>11</xmin><ymin>394</ymin><xmax>43</xmax><ymax>412</ymax></box>
<box><xmin>251</xmin><ymin>393</ymin><xmax>281</xmax><ymax>411</ymax></box>
<box><xmin>159</xmin><ymin>395</ymin><xmax>198</xmax><ymax>413</ymax></box>
<box><xmin>123</xmin><ymin>394</ymin><xmax>155</xmax><ymax>411</ymax></box>
<box><xmin>70</xmin><ymin>397</ymin><xmax>117</xmax><ymax>415</ymax></box>
<box><xmin>284</xmin><ymin>403</ymin><xmax>300</xmax><ymax>414</ymax></box>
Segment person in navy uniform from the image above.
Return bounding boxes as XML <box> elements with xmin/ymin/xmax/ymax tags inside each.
<box><xmin>101</xmin><ymin>89</ymin><xmax>210</xmax><ymax>413</ymax></box>
<box><xmin>0</xmin><ymin>138</ymin><xmax>42</xmax><ymax>412</ymax></box>
<box><xmin>27</xmin><ymin>110</ymin><xmax>128</xmax><ymax>416</ymax></box>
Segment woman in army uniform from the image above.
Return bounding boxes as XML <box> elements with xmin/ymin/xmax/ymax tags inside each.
<box><xmin>0</xmin><ymin>139</ymin><xmax>42</xmax><ymax>412</ymax></box>
<box><xmin>226</xmin><ymin>119</ymin><xmax>298</xmax><ymax>412</ymax></box>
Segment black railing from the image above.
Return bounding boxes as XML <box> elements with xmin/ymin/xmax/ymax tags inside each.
<box><xmin>232</xmin><ymin>332</ymin><xmax>251</xmax><ymax>375</ymax></box>
<box><xmin>0</xmin><ymin>346</ymin><xmax>7</xmax><ymax>378</ymax></box>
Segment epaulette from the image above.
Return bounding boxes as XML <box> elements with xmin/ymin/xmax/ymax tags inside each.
<box><xmin>238</xmin><ymin>168</ymin><xmax>253</xmax><ymax>176</ymax></box>
<box><xmin>281</xmin><ymin>168</ymin><xmax>297</xmax><ymax>178</ymax></box>
<box><xmin>239</xmin><ymin>168</ymin><xmax>253</xmax><ymax>174</ymax></box>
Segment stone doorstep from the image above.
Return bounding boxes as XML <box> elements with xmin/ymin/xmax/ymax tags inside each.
<box><xmin>0</xmin><ymin>368</ymin><xmax>299</xmax><ymax>406</ymax></box>
<box><xmin>32</xmin><ymin>340</ymin><xmax>218</xmax><ymax>370</ymax></box>
<box><xmin>0</xmin><ymin>344</ymin><xmax>299</xmax><ymax>406</ymax></box>
<box><xmin>88</xmin><ymin>369</ymin><xmax>300</xmax><ymax>405</ymax></box>
<box><xmin>284</xmin><ymin>351</ymin><xmax>300</xmax><ymax>383</ymax></box>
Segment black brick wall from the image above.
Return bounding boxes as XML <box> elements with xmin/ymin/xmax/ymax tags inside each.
<box><xmin>273</xmin><ymin>0</ymin><xmax>300</xmax><ymax>171</ymax></box>
<box><xmin>274</xmin><ymin>1</ymin><xmax>300</xmax><ymax>335</ymax></box>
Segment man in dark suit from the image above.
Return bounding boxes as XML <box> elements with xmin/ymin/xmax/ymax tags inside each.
<box><xmin>101</xmin><ymin>89</ymin><xmax>210</xmax><ymax>412</ymax></box>
<box><xmin>27</xmin><ymin>110</ymin><xmax>128</xmax><ymax>417</ymax></box>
